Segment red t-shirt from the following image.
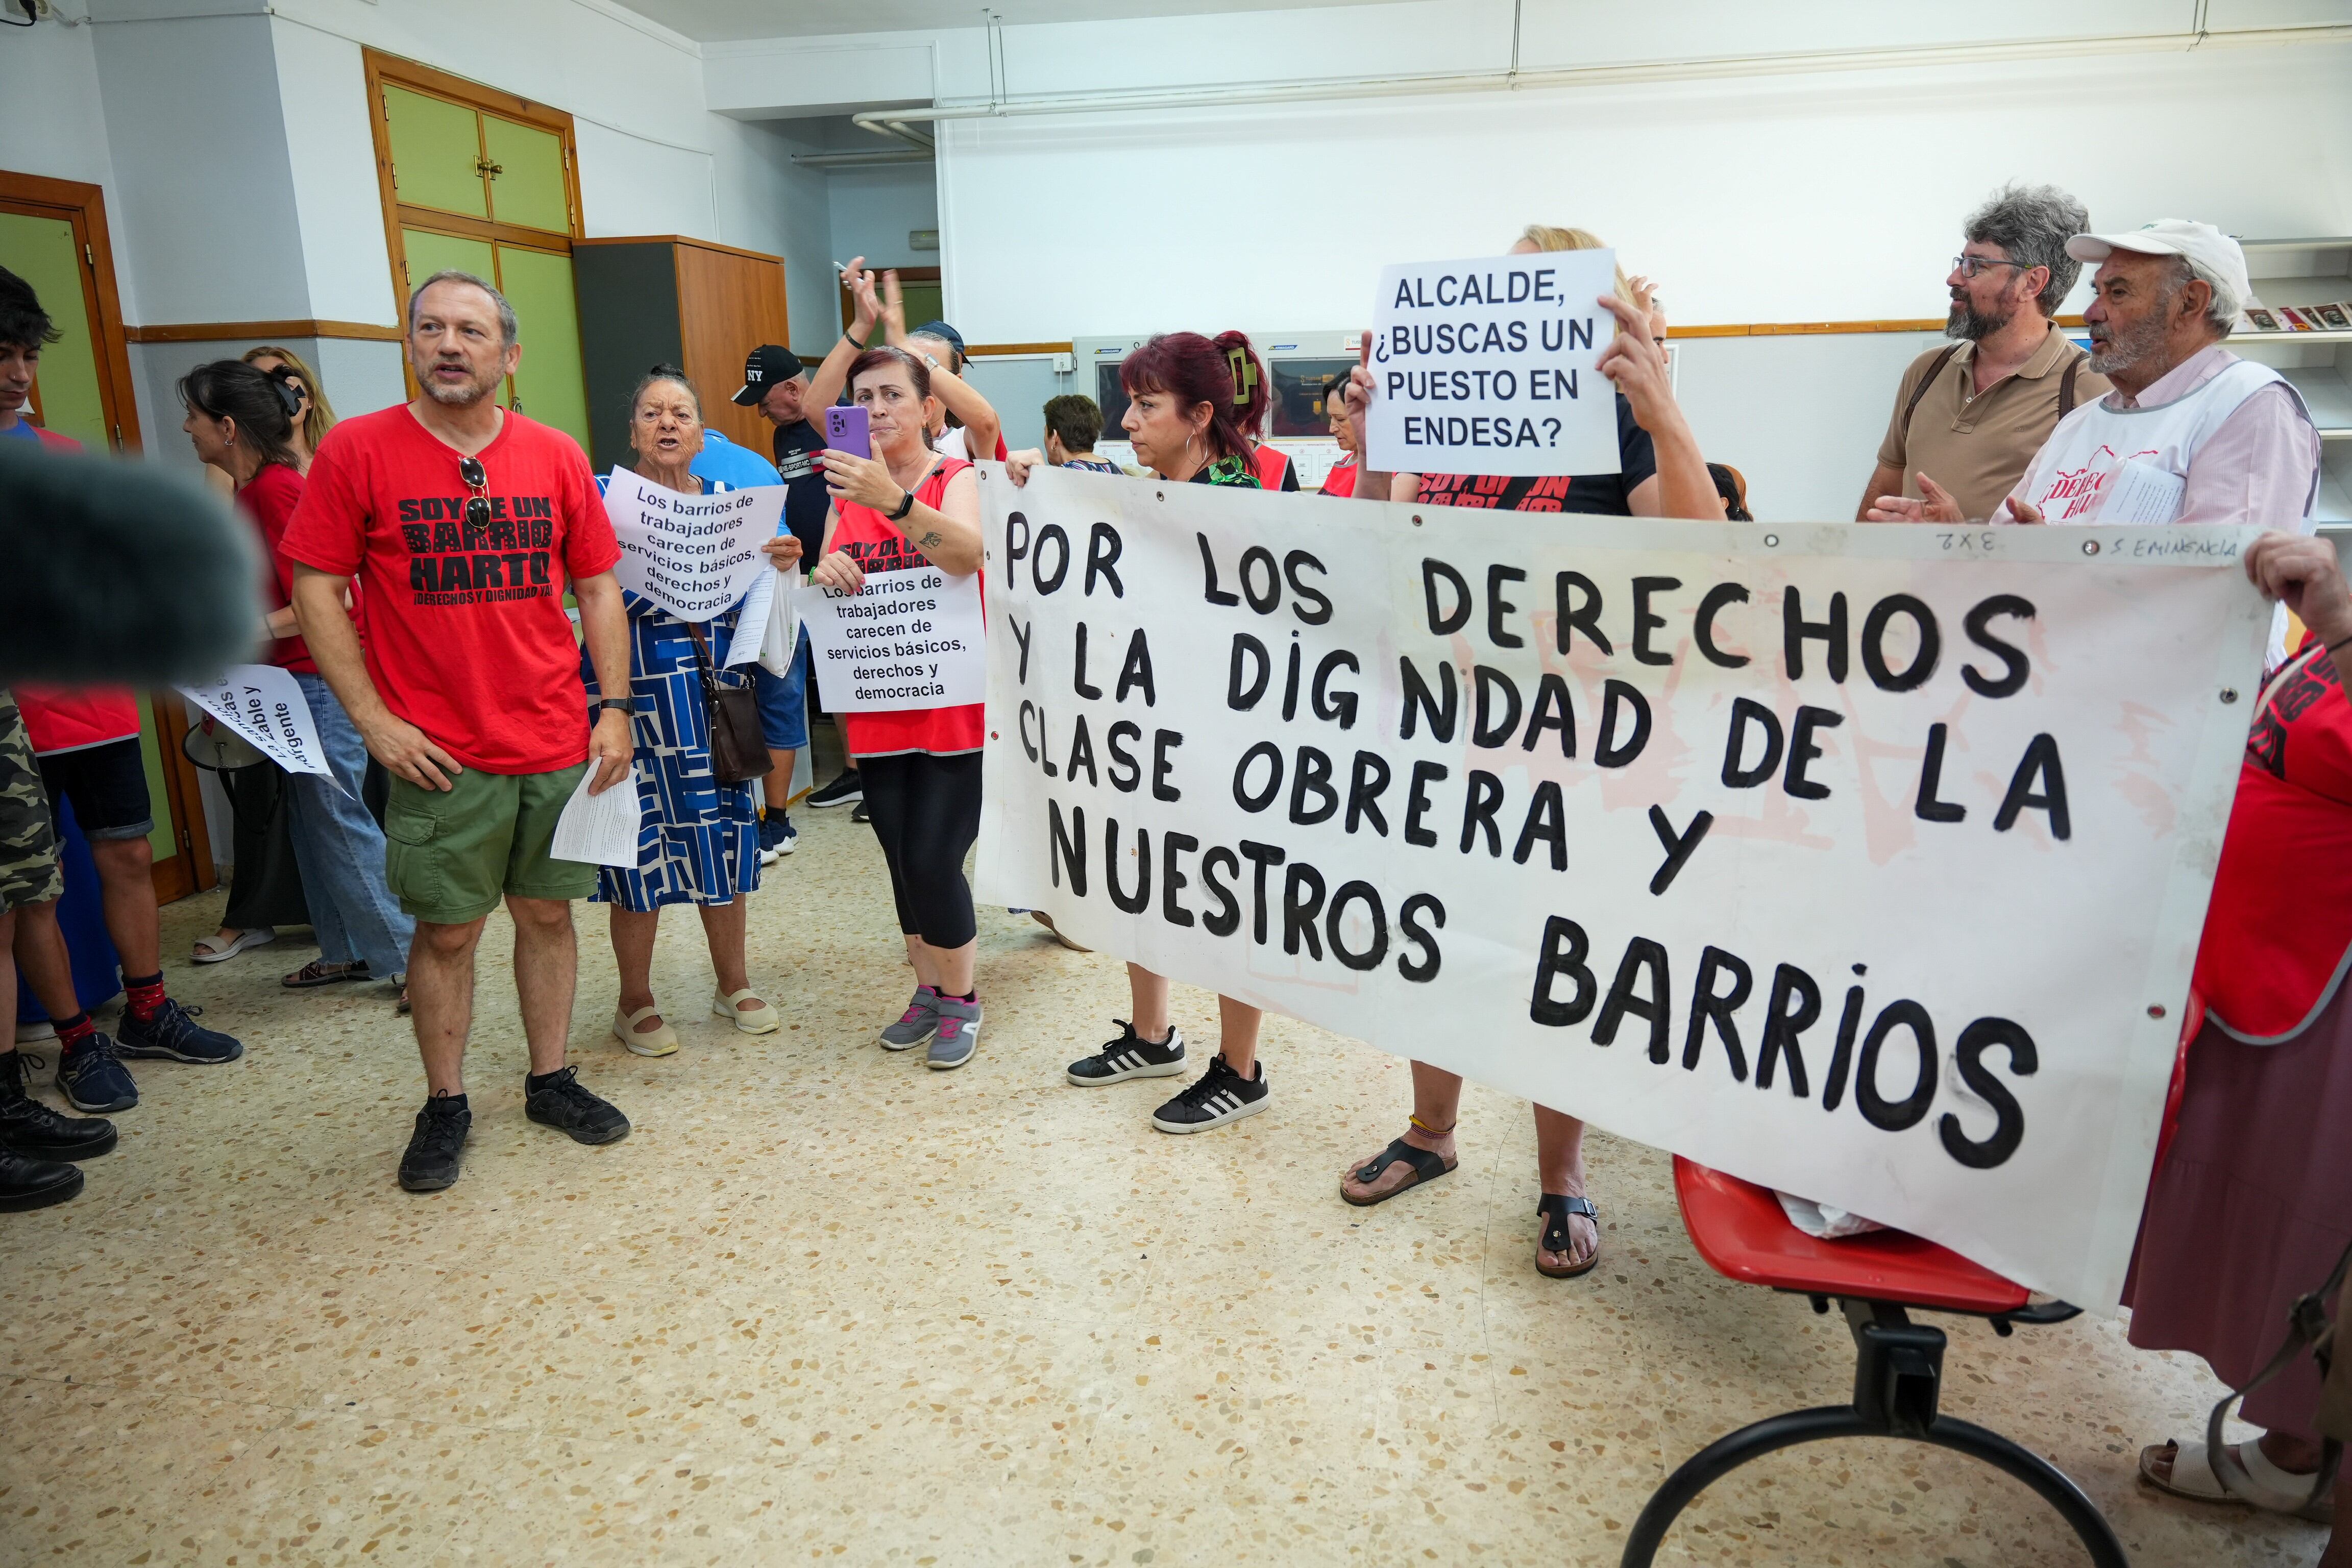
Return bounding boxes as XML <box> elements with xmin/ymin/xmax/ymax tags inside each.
<box><xmin>10</xmin><ymin>426</ymin><xmax>144</xmax><ymax>754</ymax></box>
<box><xmin>237</xmin><ymin>462</ymin><xmax>316</xmax><ymax>673</ymax></box>
<box><xmin>831</xmin><ymin>458</ymin><xmax>982</xmax><ymax>757</ymax></box>
<box><xmin>280</xmin><ymin>406</ymin><xmax>620</xmax><ymax>774</ymax></box>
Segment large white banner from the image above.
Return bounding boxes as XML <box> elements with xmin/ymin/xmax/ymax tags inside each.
<box><xmin>975</xmin><ymin>468</ymin><xmax>2268</xmax><ymax>1307</ymax></box>
<box><xmin>180</xmin><ymin>664</ymin><xmax>336</xmax><ymax>782</ymax></box>
<box><xmin>602</xmin><ymin>474</ymin><xmax>783</xmax><ymax>622</ymax></box>
<box><xmin>1367</xmin><ymin>249</ymin><xmax>1621</xmax><ymax>478</ymax></box>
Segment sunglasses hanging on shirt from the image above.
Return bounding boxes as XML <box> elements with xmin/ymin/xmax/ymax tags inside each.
<box><xmin>457</xmin><ymin>455</ymin><xmax>491</xmax><ymax>529</ymax></box>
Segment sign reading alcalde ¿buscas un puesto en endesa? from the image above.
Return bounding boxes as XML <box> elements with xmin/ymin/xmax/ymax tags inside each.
<box><xmin>1367</xmin><ymin>249</ymin><xmax>1622</xmax><ymax>479</ymax></box>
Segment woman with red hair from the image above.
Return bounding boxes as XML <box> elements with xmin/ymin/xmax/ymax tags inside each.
<box><xmin>1010</xmin><ymin>330</ymin><xmax>1284</xmax><ymax>1134</ymax></box>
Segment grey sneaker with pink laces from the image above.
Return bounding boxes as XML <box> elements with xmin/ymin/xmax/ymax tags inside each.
<box><xmin>879</xmin><ymin>986</ymin><xmax>941</xmax><ymax>1050</ymax></box>
<box><xmin>927</xmin><ymin>995</ymin><xmax>982</xmax><ymax>1070</ymax></box>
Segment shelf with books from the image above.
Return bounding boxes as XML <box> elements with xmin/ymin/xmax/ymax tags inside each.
<box><xmin>2235</xmin><ymin>237</ymin><xmax>2352</xmax><ymax>346</ymax></box>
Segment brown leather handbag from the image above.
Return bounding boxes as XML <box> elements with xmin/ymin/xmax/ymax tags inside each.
<box><xmin>682</xmin><ymin>622</ymin><xmax>774</xmax><ymax>785</ymax></box>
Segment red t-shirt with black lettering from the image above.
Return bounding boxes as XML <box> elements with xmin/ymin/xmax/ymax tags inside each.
<box><xmin>281</xmin><ymin>406</ymin><xmax>620</xmax><ymax>774</ymax></box>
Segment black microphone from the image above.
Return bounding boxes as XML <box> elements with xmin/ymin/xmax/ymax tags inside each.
<box><xmin>0</xmin><ymin>439</ymin><xmax>261</xmax><ymax>685</ymax></box>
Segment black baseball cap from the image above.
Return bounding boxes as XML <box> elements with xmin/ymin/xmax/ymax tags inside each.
<box><xmin>732</xmin><ymin>345</ymin><xmax>806</xmax><ymax>406</ymax></box>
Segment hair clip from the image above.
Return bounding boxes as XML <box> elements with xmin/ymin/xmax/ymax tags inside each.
<box><xmin>1226</xmin><ymin>346</ymin><xmax>1258</xmax><ymax>405</ymax></box>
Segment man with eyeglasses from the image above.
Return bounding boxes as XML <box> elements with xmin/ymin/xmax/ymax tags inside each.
<box><xmin>284</xmin><ymin>269</ymin><xmax>638</xmax><ymax>1192</ymax></box>
<box><xmin>1860</xmin><ymin>183</ymin><xmax>2107</xmax><ymax>524</ymax></box>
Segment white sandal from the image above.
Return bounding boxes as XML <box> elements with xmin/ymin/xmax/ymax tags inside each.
<box><xmin>712</xmin><ymin>988</ymin><xmax>780</xmax><ymax>1034</ymax></box>
<box><xmin>2139</xmin><ymin>1438</ymin><xmax>2334</xmax><ymax>1521</ymax></box>
<box><xmin>612</xmin><ymin>1004</ymin><xmax>680</xmax><ymax>1058</ymax></box>
<box><xmin>192</xmin><ymin>927</ymin><xmax>275</xmax><ymax>964</ymax></box>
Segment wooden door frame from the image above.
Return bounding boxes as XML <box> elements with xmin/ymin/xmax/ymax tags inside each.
<box><xmin>362</xmin><ymin>48</ymin><xmax>586</xmax><ymax>402</ymax></box>
<box><xmin>146</xmin><ymin>697</ymin><xmax>215</xmax><ymax>904</ymax></box>
<box><xmin>840</xmin><ymin>265</ymin><xmax>942</xmax><ymax>334</ymax></box>
<box><xmin>0</xmin><ymin>169</ymin><xmax>142</xmax><ymax>452</ymax></box>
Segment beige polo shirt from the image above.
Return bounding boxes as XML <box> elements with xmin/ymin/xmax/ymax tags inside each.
<box><xmin>1877</xmin><ymin>326</ymin><xmax>2109</xmax><ymax>523</ymax></box>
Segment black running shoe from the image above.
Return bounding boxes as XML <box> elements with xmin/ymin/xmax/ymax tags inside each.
<box><xmin>1067</xmin><ymin>1021</ymin><xmax>1187</xmax><ymax>1086</ymax></box>
<box><xmin>116</xmin><ymin>999</ymin><xmax>243</xmax><ymax>1064</ymax></box>
<box><xmin>398</xmin><ymin>1096</ymin><xmax>471</xmax><ymax>1192</ymax></box>
<box><xmin>524</xmin><ymin>1067</ymin><xmax>631</xmax><ymax>1145</ymax></box>
<box><xmin>850</xmin><ymin>799</ymin><xmax>870</xmax><ymax>824</ymax></box>
<box><xmin>1149</xmin><ymin>1054</ymin><xmax>1269</xmax><ymax>1135</ymax></box>
<box><xmin>58</xmin><ymin>1035</ymin><xmax>137</xmax><ymax>1115</ymax></box>
<box><xmin>0</xmin><ymin>1148</ymin><xmax>84</xmax><ymax>1212</ymax></box>
<box><xmin>805</xmin><ymin>768</ymin><xmax>863</xmax><ymax>808</ymax></box>
<box><xmin>0</xmin><ymin>1051</ymin><xmax>116</xmax><ymax>1160</ymax></box>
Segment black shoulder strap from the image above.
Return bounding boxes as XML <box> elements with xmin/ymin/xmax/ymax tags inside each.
<box><xmin>1901</xmin><ymin>344</ymin><xmax>1964</xmax><ymax>441</ymax></box>
<box><xmin>2059</xmin><ymin>352</ymin><xmax>2082</xmax><ymax>418</ymax></box>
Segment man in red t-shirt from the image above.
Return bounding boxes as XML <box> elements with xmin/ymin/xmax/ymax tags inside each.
<box><xmin>283</xmin><ymin>270</ymin><xmax>636</xmax><ymax>1192</ymax></box>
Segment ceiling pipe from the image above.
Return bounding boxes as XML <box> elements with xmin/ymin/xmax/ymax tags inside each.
<box><xmin>790</xmin><ymin>147</ymin><xmax>935</xmax><ymax>167</ymax></box>
<box><xmin>852</xmin><ymin>21</ymin><xmax>2351</xmax><ymax>137</ymax></box>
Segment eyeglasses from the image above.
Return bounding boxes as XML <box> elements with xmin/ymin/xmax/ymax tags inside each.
<box><xmin>457</xmin><ymin>455</ymin><xmax>489</xmax><ymax>529</ymax></box>
<box><xmin>1951</xmin><ymin>255</ymin><xmax>2032</xmax><ymax>279</ymax></box>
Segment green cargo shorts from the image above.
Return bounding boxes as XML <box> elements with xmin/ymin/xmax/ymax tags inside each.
<box><xmin>0</xmin><ymin>692</ymin><xmax>63</xmax><ymax>912</ymax></box>
<box><xmin>382</xmin><ymin>763</ymin><xmax>597</xmax><ymax>925</ymax></box>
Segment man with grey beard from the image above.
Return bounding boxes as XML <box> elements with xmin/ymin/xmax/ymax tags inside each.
<box><xmin>1860</xmin><ymin>183</ymin><xmax>2107</xmax><ymax>524</ymax></box>
<box><xmin>284</xmin><ymin>270</ymin><xmax>640</xmax><ymax>1191</ymax></box>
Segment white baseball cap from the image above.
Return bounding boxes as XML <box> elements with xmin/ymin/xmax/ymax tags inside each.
<box><xmin>2066</xmin><ymin>219</ymin><xmax>2249</xmax><ymax>305</ymax></box>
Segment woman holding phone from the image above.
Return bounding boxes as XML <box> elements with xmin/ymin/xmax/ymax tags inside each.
<box><xmin>1007</xmin><ymin>330</ymin><xmax>1282</xmax><ymax>1136</ymax></box>
<box><xmin>793</xmin><ymin>346</ymin><xmax>990</xmax><ymax>1071</ymax></box>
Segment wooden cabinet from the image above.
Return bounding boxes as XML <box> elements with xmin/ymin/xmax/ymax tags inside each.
<box><xmin>573</xmin><ymin>237</ymin><xmax>791</xmax><ymax>472</ymax></box>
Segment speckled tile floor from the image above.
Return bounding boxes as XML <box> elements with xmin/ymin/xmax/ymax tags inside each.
<box><xmin>0</xmin><ymin>794</ymin><xmax>2329</xmax><ymax>1566</ymax></box>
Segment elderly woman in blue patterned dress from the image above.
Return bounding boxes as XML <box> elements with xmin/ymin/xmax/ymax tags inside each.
<box><xmin>585</xmin><ymin>366</ymin><xmax>800</xmax><ymax>1057</ymax></box>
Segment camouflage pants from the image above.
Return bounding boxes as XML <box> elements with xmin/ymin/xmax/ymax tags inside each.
<box><xmin>0</xmin><ymin>690</ymin><xmax>63</xmax><ymax>911</ymax></box>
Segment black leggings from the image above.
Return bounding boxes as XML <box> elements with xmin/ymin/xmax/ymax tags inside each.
<box><xmin>861</xmin><ymin>751</ymin><xmax>982</xmax><ymax>948</ymax></box>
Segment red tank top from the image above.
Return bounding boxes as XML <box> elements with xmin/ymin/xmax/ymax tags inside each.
<box><xmin>830</xmin><ymin>457</ymin><xmax>983</xmax><ymax>757</ymax></box>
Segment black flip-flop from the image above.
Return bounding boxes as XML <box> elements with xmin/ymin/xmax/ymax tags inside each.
<box><xmin>1342</xmin><ymin>1137</ymin><xmax>1457</xmax><ymax>1207</ymax></box>
<box><xmin>1535</xmin><ymin>1193</ymin><xmax>1601</xmax><ymax>1278</ymax></box>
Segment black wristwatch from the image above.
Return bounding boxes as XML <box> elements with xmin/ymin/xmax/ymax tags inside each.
<box><xmin>889</xmin><ymin>487</ymin><xmax>917</xmax><ymax>522</ymax></box>
<box><xmin>597</xmin><ymin>698</ymin><xmax>634</xmax><ymax>716</ymax></box>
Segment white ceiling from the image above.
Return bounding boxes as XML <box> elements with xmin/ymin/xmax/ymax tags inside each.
<box><xmin>607</xmin><ymin>0</ymin><xmax>1377</xmax><ymax>43</ymax></box>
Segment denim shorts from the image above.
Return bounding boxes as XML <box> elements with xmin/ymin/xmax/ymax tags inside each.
<box><xmin>751</xmin><ymin>629</ymin><xmax>812</xmax><ymax>751</ymax></box>
<box><xmin>36</xmin><ymin>737</ymin><xmax>154</xmax><ymax>842</ymax></box>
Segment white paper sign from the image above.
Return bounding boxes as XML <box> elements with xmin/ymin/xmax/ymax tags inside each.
<box><xmin>1367</xmin><ymin>249</ymin><xmax>1622</xmax><ymax>479</ymax></box>
<box><xmin>603</xmin><ymin>474</ymin><xmax>784</xmax><ymax>622</ymax></box>
<box><xmin>550</xmin><ymin>764</ymin><xmax>642</xmax><ymax>869</ymax></box>
<box><xmin>794</xmin><ymin>568</ymin><xmax>984</xmax><ymax>713</ymax></box>
<box><xmin>179</xmin><ymin>665</ymin><xmax>337</xmax><ymax>781</ymax></box>
<box><xmin>975</xmin><ymin>468</ymin><xmax>2271</xmax><ymax>1308</ymax></box>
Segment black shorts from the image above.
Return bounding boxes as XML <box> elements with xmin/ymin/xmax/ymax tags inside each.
<box><xmin>37</xmin><ymin>737</ymin><xmax>154</xmax><ymax>843</ymax></box>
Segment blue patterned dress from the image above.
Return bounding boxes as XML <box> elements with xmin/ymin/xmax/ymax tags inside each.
<box><xmin>583</xmin><ymin>475</ymin><xmax>762</xmax><ymax>911</ymax></box>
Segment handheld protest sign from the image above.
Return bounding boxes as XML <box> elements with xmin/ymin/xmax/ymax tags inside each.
<box><xmin>603</xmin><ymin>473</ymin><xmax>784</xmax><ymax>622</ymax></box>
<box><xmin>1367</xmin><ymin>249</ymin><xmax>1621</xmax><ymax>479</ymax></box>
<box><xmin>179</xmin><ymin>664</ymin><xmax>338</xmax><ymax>785</ymax></box>
<box><xmin>976</xmin><ymin>466</ymin><xmax>2268</xmax><ymax>1308</ymax></box>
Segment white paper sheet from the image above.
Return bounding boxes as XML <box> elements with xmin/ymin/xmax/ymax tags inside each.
<box><xmin>550</xmin><ymin>764</ymin><xmax>643</xmax><ymax>869</ymax></box>
<box><xmin>2100</xmin><ymin>457</ymin><xmax>2188</xmax><ymax>524</ymax></box>
<box><xmin>727</xmin><ymin>570</ymin><xmax>774</xmax><ymax>668</ymax></box>
<box><xmin>179</xmin><ymin>665</ymin><xmax>344</xmax><ymax>789</ymax></box>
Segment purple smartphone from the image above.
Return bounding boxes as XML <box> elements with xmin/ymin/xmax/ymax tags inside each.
<box><xmin>825</xmin><ymin>404</ymin><xmax>871</xmax><ymax>459</ymax></box>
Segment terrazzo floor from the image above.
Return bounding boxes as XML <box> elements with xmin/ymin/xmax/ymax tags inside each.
<box><xmin>0</xmin><ymin>791</ymin><xmax>2331</xmax><ymax>1566</ymax></box>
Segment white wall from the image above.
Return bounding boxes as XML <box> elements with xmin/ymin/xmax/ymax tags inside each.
<box><xmin>826</xmin><ymin>163</ymin><xmax>939</xmax><ymax>273</ymax></box>
<box><xmin>0</xmin><ymin>21</ymin><xmax>129</xmax><ymax>308</ymax></box>
<box><xmin>708</xmin><ymin>118</ymin><xmax>838</xmax><ymax>353</ymax></box>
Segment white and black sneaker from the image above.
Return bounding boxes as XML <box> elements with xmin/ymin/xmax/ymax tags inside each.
<box><xmin>805</xmin><ymin>768</ymin><xmax>863</xmax><ymax>808</ymax></box>
<box><xmin>1149</xmin><ymin>1054</ymin><xmax>1268</xmax><ymax>1134</ymax></box>
<box><xmin>1067</xmin><ymin>1020</ymin><xmax>1186</xmax><ymax>1086</ymax></box>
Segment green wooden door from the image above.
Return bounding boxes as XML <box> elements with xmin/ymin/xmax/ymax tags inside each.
<box><xmin>0</xmin><ymin>210</ymin><xmax>107</xmax><ymax>446</ymax></box>
<box><xmin>381</xmin><ymin>84</ymin><xmax>489</xmax><ymax>218</ymax></box>
<box><xmin>495</xmin><ymin>246</ymin><xmax>589</xmax><ymax>447</ymax></box>
<box><xmin>482</xmin><ymin>114</ymin><xmax>571</xmax><ymax>234</ymax></box>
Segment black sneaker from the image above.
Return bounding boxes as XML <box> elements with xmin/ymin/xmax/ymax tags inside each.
<box><xmin>58</xmin><ymin>1035</ymin><xmax>137</xmax><ymax>1114</ymax></box>
<box><xmin>805</xmin><ymin>768</ymin><xmax>863</xmax><ymax>808</ymax></box>
<box><xmin>0</xmin><ymin>1149</ymin><xmax>84</xmax><ymax>1212</ymax></box>
<box><xmin>116</xmin><ymin>999</ymin><xmax>243</xmax><ymax>1064</ymax></box>
<box><xmin>1149</xmin><ymin>1054</ymin><xmax>1269</xmax><ymax>1135</ymax></box>
<box><xmin>1068</xmin><ymin>1021</ymin><xmax>1187</xmax><ymax>1086</ymax></box>
<box><xmin>398</xmin><ymin>1096</ymin><xmax>471</xmax><ymax>1192</ymax></box>
<box><xmin>524</xmin><ymin>1067</ymin><xmax>631</xmax><ymax>1145</ymax></box>
<box><xmin>0</xmin><ymin>1051</ymin><xmax>116</xmax><ymax>1160</ymax></box>
<box><xmin>850</xmin><ymin>800</ymin><xmax>871</xmax><ymax>825</ymax></box>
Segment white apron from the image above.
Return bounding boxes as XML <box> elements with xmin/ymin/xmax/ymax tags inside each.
<box><xmin>2022</xmin><ymin>356</ymin><xmax>2314</xmax><ymax>526</ymax></box>
<box><xmin>2021</xmin><ymin>356</ymin><xmax>2316</xmax><ymax>665</ymax></box>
